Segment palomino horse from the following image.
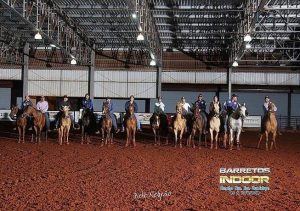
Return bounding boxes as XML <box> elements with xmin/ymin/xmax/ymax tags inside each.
<box><xmin>227</xmin><ymin>104</ymin><xmax>247</xmax><ymax>150</ymax></box>
<box><xmin>80</xmin><ymin>108</ymin><xmax>96</xmax><ymax>144</ymax></box>
<box><xmin>10</xmin><ymin>105</ymin><xmax>27</xmax><ymax>143</ymax></box>
<box><xmin>209</xmin><ymin>103</ymin><xmax>221</xmax><ymax>149</ymax></box>
<box><xmin>188</xmin><ymin>105</ymin><xmax>206</xmax><ymax>149</ymax></box>
<box><xmin>23</xmin><ymin>106</ymin><xmax>46</xmax><ymax>144</ymax></box>
<box><xmin>101</xmin><ymin>102</ymin><xmax>113</xmax><ymax>145</ymax></box>
<box><xmin>58</xmin><ymin>106</ymin><xmax>71</xmax><ymax>145</ymax></box>
<box><xmin>125</xmin><ymin>104</ymin><xmax>137</xmax><ymax>147</ymax></box>
<box><xmin>173</xmin><ymin>102</ymin><xmax>186</xmax><ymax>148</ymax></box>
<box><xmin>257</xmin><ymin>102</ymin><xmax>278</xmax><ymax>151</ymax></box>
<box><xmin>150</xmin><ymin>112</ymin><xmax>169</xmax><ymax>146</ymax></box>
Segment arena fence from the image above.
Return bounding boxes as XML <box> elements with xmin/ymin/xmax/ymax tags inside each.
<box><xmin>1</xmin><ymin>110</ymin><xmax>299</xmax><ymax>131</ymax></box>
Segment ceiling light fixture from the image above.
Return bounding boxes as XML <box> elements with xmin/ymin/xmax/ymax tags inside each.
<box><xmin>34</xmin><ymin>32</ymin><xmax>42</xmax><ymax>40</ymax></box>
<box><xmin>150</xmin><ymin>59</ymin><xmax>156</xmax><ymax>66</ymax></box>
<box><xmin>244</xmin><ymin>34</ymin><xmax>252</xmax><ymax>42</ymax></box>
<box><xmin>71</xmin><ymin>58</ymin><xmax>77</xmax><ymax>65</ymax></box>
<box><xmin>137</xmin><ymin>33</ymin><xmax>144</xmax><ymax>41</ymax></box>
<box><xmin>245</xmin><ymin>43</ymin><xmax>251</xmax><ymax>49</ymax></box>
<box><xmin>232</xmin><ymin>61</ymin><xmax>239</xmax><ymax>67</ymax></box>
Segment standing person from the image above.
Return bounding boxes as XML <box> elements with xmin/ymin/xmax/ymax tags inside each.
<box><xmin>262</xmin><ymin>96</ymin><xmax>282</xmax><ymax>135</ymax></box>
<box><xmin>82</xmin><ymin>93</ymin><xmax>94</xmax><ymax>111</ymax></box>
<box><xmin>55</xmin><ymin>95</ymin><xmax>72</xmax><ymax>129</ymax></box>
<box><xmin>123</xmin><ymin>95</ymin><xmax>142</xmax><ymax>132</ymax></box>
<box><xmin>102</xmin><ymin>97</ymin><xmax>120</xmax><ymax>133</ymax></box>
<box><xmin>36</xmin><ymin>95</ymin><xmax>50</xmax><ymax>132</ymax></box>
<box><xmin>223</xmin><ymin>94</ymin><xmax>239</xmax><ymax>131</ymax></box>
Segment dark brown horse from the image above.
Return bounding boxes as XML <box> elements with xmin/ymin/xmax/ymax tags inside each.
<box><xmin>10</xmin><ymin>105</ymin><xmax>27</xmax><ymax>143</ymax></box>
<box><xmin>150</xmin><ymin>112</ymin><xmax>169</xmax><ymax>146</ymax></box>
<box><xmin>23</xmin><ymin>106</ymin><xmax>46</xmax><ymax>144</ymax></box>
<box><xmin>80</xmin><ymin>108</ymin><xmax>96</xmax><ymax>144</ymax></box>
<box><xmin>188</xmin><ymin>105</ymin><xmax>206</xmax><ymax>149</ymax></box>
<box><xmin>101</xmin><ymin>102</ymin><xmax>113</xmax><ymax>145</ymax></box>
<box><xmin>125</xmin><ymin>104</ymin><xmax>137</xmax><ymax>147</ymax></box>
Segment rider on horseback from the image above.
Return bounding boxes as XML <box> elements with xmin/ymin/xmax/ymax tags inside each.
<box><xmin>123</xmin><ymin>95</ymin><xmax>142</xmax><ymax>132</ymax></box>
<box><xmin>153</xmin><ymin>96</ymin><xmax>168</xmax><ymax>126</ymax></box>
<box><xmin>82</xmin><ymin>93</ymin><xmax>94</xmax><ymax>112</ymax></box>
<box><xmin>102</xmin><ymin>97</ymin><xmax>120</xmax><ymax>133</ymax></box>
<box><xmin>55</xmin><ymin>95</ymin><xmax>73</xmax><ymax>129</ymax></box>
<box><xmin>223</xmin><ymin>94</ymin><xmax>239</xmax><ymax>131</ymax></box>
<box><xmin>36</xmin><ymin>95</ymin><xmax>50</xmax><ymax>132</ymax></box>
<box><xmin>194</xmin><ymin>94</ymin><xmax>208</xmax><ymax>134</ymax></box>
<box><xmin>262</xmin><ymin>96</ymin><xmax>281</xmax><ymax>135</ymax></box>
<box><xmin>21</xmin><ymin>95</ymin><xmax>33</xmax><ymax>129</ymax></box>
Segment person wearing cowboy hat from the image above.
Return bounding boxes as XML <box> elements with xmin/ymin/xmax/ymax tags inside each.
<box><xmin>102</xmin><ymin>97</ymin><xmax>120</xmax><ymax>133</ymax></box>
<box><xmin>180</xmin><ymin>96</ymin><xmax>191</xmax><ymax>115</ymax></box>
<box><xmin>122</xmin><ymin>95</ymin><xmax>142</xmax><ymax>132</ymax></box>
<box><xmin>223</xmin><ymin>94</ymin><xmax>240</xmax><ymax>132</ymax></box>
<box><xmin>36</xmin><ymin>95</ymin><xmax>50</xmax><ymax>132</ymax></box>
<box><xmin>154</xmin><ymin>96</ymin><xmax>165</xmax><ymax>114</ymax></box>
<box><xmin>82</xmin><ymin>93</ymin><xmax>94</xmax><ymax>112</ymax></box>
<box><xmin>262</xmin><ymin>95</ymin><xmax>282</xmax><ymax>135</ymax></box>
<box><xmin>55</xmin><ymin>95</ymin><xmax>72</xmax><ymax>129</ymax></box>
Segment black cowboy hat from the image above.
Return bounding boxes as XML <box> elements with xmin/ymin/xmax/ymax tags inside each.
<box><xmin>265</xmin><ymin>95</ymin><xmax>269</xmax><ymax>99</ymax></box>
<box><xmin>232</xmin><ymin>94</ymin><xmax>238</xmax><ymax>97</ymax></box>
<box><xmin>63</xmin><ymin>95</ymin><xmax>68</xmax><ymax>98</ymax></box>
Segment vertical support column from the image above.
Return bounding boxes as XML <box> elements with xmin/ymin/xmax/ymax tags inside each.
<box><xmin>156</xmin><ymin>66</ymin><xmax>162</xmax><ymax>98</ymax></box>
<box><xmin>287</xmin><ymin>89</ymin><xmax>292</xmax><ymax>128</ymax></box>
<box><xmin>22</xmin><ymin>42</ymin><xmax>29</xmax><ymax>99</ymax></box>
<box><xmin>227</xmin><ymin>67</ymin><xmax>232</xmax><ymax>99</ymax></box>
<box><xmin>145</xmin><ymin>99</ymin><xmax>150</xmax><ymax>113</ymax></box>
<box><xmin>88</xmin><ymin>45</ymin><xmax>95</xmax><ymax>100</ymax></box>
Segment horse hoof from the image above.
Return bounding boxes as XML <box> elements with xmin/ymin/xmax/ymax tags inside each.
<box><xmin>210</xmin><ymin>146</ymin><xmax>213</xmax><ymax>149</ymax></box>
<box><xmin>193</xmin><ymin>145</ymin><xmax>195</xmax><ymax>149</ymax></box>
<box><xmin>179</xmin><ymin>144</ymin><xmax>182</xmax><ymax>148</ymax></box>
<box><xmin>66</xmin><ymin>142</ymin><xmax>69</xmax><ymax>145</ymax></box>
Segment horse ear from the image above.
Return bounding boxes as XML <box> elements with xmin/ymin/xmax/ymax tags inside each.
<box><xmin>242</xmin><ymin>102</ymin><xmax>246</xmax><ymax>106</ymax></box>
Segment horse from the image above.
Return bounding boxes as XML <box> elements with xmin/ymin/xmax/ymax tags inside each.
<box><xmin>257</xmin><ymin>102</ymin><xmax>278</xmax><ymax>151</ymax></box>
<box><xmin>101</xmin><ymin>102</ymin><xmax>113</xmax><ymax>145</ymax></box>
<box><xmin>58</xmin><ymin>106</ymin><xmax>71</xmax><ymax>145</ymax></box>
<box><xmin>10</xmin><ymin>105</ymin><xmax>27</xmax><ymax>143</ymax></box>
<box><xmin>80</xmin><ymin>108</ymin><xmax>96</xmax><ymax>144</ymax></box>
<box><xmin>150</xmin><ymin>112</ymin><xmax>169</xmax><ymax>146</ymax></box>
<box><xmin>173</xmin><ymin>102</ymin><xmax>186</xmax><ymax>148</ymax></box>
<box><xmin>22</xmin><ymin>106</ymin><xmax>46</xmax><ymax>144</ymax></box>
<box><xmin>188</xmin><ymin>105</ymin><xmax>206</xmax><ymax>149</ymax></box>
<box><xmin>209</xmin><ymin>102</ymin><xmax>221</xmax><ymax>149</ymax></box>
<box><xmin>125</xmin><ymin>104</ymin><xmax>137</xmax><ymax>147</ymax></box>
<box><xmin>227</xmin><ymin>104</ymin><xmax>247</xmax><ymax>150</ymax></box>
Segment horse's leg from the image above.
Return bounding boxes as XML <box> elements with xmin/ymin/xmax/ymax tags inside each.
<box><xmin>257</xmin><ymin>134</ymin><xmax>264</xmax><ymax>149</ymax></box>
<box><xmin>223</xmin><ymin>132</ymin><xmax>227</xmax><ymax>149</ymax></box>
<box><xmin>273</xmin><ymin>131</ymin><xmax>277</xmax><ymax>150</ymax></box>
<box><xmin>210</xmin><ymin>129</ymin><xmax>213</xmax><ymax>149</ymax></box>
<box><xmin>133</xmin><ymin>128</ymin><xmax>136</xmax><ymax>147</ymax></box>
<box><xmin>265</xmin><ymin>131</ymin><xmax>269</xmax><ymax>151</ymax></box>
<box><xmin>174</xmin><ymin>129</ymin><xmax>177</xmax><ymax>148</ymax></box>
<box><xmin>125</xmin><ymin>128</ymin><xmax>129</xmax><ymax>147</ymax></box>
<box><xmin>18</xmin><ymin>127</ymin><xmax>21</xmax><ymax>143</ymax></box>
<box><xmin>236</xmin><ymin>129</ymin><xmax>241</xmax><ymax>150</ymax></box>
<box><xmin>204</xmin><ymin>129</ymin><xmax>207</xmax><ymax>148</ymax></box>
<box><xmin>270</xmin><ymin>131</ymin><xmax>277</xmax><ymax>150</ymax></box>
<box><xmin>66</xmin><ymin>127</ymin><xmax>70</xmax><ymax>144</ymax></box>
<box><xmin>100</xmin><ymin>128</ymin><xmax>104</xmax><ymax>146</ymax></box>
<box><xmin>179</xmin><ymin>129</ymin><xmax>184</xmax><ymax>148</ymax></box>
<box><xmin>38</xmin><ymin>127</ymin><xmax>42</xmax><ymax>144</ymax></box>
<box><xmin>110</xmin><ymin>131</ymin><xmax>113</xmax><ymax>144</ymax></box>
<box><xmin>45</xmin><ymin>128</ymin><xmax>48</xmax><ymax>142</ymax></box>
<box><xmin>81</xmin><ymin>126</ymin><xmax>84</xmax><ymax>144</ymax></box>
<box><xmin>157</xmin><ymin>130</ymin><xmax>161</xmax><ymax>146</ymax></box>
<box><xmin>215</xmin><ymin>131</ymin><xmax>219</xmax><ymax>150</ymax></box>
<box><xmin>229</xmin><ymin>129</ymin><xmax>233</xmax><ymax>150</ymax></box>
<box><xmin>58</xmin><ymin>128</ymin><xmax>61</xmax><ymax>145</ymax></box>
<box><xmin>153</xmin><ymin>128</ymin><xmax>157</xmax><ymax>145</ymax></box>
<box><xmin>34</xmin><ymin>126</ymin><xmax>38</xmax><ymax>144</ymax></box>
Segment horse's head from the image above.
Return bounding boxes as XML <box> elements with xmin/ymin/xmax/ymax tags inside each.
<box><xmin>176</xmin><ymin>102</ymin><xmax>183</xmax><ymax>114</ymax></box>
<box><xmin>213</xmin><ymin>102</ymin><xmax>220</xmax><ymax>115</ymax></box>
<box><xmin>268</xmin><ymin>102</ymin><xmax>276</xmax><ymax>112</ymax></box>
<box><xmin>152</xmin><ymin>113</ymin><xmax>160</xmax><ymax>128</ymax></box>
<box><xmin>128</xmin><ymin>104</ymin><xmax>135</xmax><ymax>115</ymax></box>
<box><xmin>22</xmin><ymin>105</ymin><xmax>34</xmax><ymax>117</ymax></box>
<box><xmin>10</xmin><ymin>105</ymin><xmax>19</xmax><ymax>119</ymax></box>
<box><xmin>238</xmin><ymin>103</ymin><xmax>247</xmax><ymax>118</ymax></box>
<box><xmin>193</xmin><ymin>104</ymin><xmax>200</xmax><ymax>118</ymax></box>
<box><xmin>102</xmin><ymin>102</ymin><xmax>109</xmax><ymax>115</ymax></box>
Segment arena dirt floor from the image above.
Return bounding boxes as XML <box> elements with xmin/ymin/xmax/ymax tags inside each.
<box><xmin>0</xmin><ymin>129</ymin><xmax>299</xmax><ymax>210</ymax></box>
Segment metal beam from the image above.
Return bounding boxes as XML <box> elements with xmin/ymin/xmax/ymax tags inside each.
<box><xmin>22</xmin><ymin>43</ymin><xmax>29</xmax><ymax>99</ymax></box>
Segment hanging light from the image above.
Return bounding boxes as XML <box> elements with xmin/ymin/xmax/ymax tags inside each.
<box><xmin>34</xmin><ymin>32</ymin><xmax>42</xmax><ymax>40</ymax></box>
<box><xmin>244</xmin><ymin>34</ymin><xmax>252</xmax><ymax>42</ymax></box>
<box><xmin>71</xmin><ymin>58</ymin><xmax>77</xmax><ymax>65</ymax></box>
<box><xmin>137</xmin><ymin>33</ymin><xmax>144</xmax><ymax>41</ymax></box>
<box><xmin>50</xmin><ymin>44</ymin><xmax>56</xmax><ymax>48</ymax></box>
<box><xmin>245</xmin><ymin>43</ymin><xmax>251</xmax><ymax>49</ymax></box>
<box><xmin>232</xmin><ymin>61</ymin><xmax>239</xmax><ymax>67</ymax></box>
<box><xmin>150</xmin><ymin>59</ymin><xmax>156</xmax><ymax>66</ymax></box>
<box><xmin>132</xmin><ymin>12</ymin><xmax>137</xmax><ymax>19</ymax></box>
<box><xmin>150</xmin><ymin>52</ymin><xmax>155</xmax><ymax>60</ymax></box>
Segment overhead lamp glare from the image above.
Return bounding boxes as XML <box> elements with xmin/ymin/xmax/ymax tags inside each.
<box><xmin>71</xmin><ymin>58</ymin><xmax>77</xmax><ymax>65</ymax></box>
<box><xmin>245</xmin><ymin>43</ymin><xmax>251</xmax><ymax>49</ymax></box>
<box><xmin>34</xmin><ymin>32</ymin><xmax>42</xmax><ymax>40</ymax></box>
<box><xmin>232</xmin><ymin>61</ymin><xmax>239</xmax><ymax>67</ymax></box>
<box><xmin>137</xmin><ymin>33</ymin><xmax>144</xmax><ymax>41</ymax></box>
<box><xmin>132</xmin><ymin>12</ymin><xmax>137</xmax><ymax>19</ymax></box>
<box><xmin>150</xmin><ymin>59</ymin><xmax>156</xmax><ymax>66</ymax></box>
<box><xmin>244</xmin><ymin>34</ymin><xmax>252</xmax><ymax>42</ymax></box>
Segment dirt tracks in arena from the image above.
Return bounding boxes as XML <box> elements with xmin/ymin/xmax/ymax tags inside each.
<box><xmin>0</xmin><ymin>131</ymin><xmax>299</xmax><ymax>210</ymax></box>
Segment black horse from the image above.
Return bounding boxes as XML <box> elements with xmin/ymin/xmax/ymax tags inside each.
<box><xmin>80</xmin><ymin>108</ymin><xmax>97</xmax><ymax>144</ymax></box>
<box><xmin>150</xmin><ymin>112</ymin><xmax>169</xmax><ymax>145</ymax></box>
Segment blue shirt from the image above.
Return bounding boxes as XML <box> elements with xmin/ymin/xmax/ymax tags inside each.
<box><xmin>125</xmin><ymin>101</ymin><xmax>138</xmax><ymax>113</ymax></box>
<box><xmin>103</xmin><ymin>101</ymin><xmax>114</xmax><ymax>114</ymax></box>
<box><xmin>194</xmin><ymin>100</ymin><xmax>207</xmax><ymax>112</ymax></box>
<box><xmin>82</xmin><ymin>99</ymin><xmax>93</xmax><ymax>110</ymax></box>
<box><xmin>21</xmin><ymin>100</ymin><xmax>33</xmax><ymax>110</ymax></box>
<box><xmin>223</xmin><ymin>100</ymin><xmax>239</xmax><ymax>112</ymax></box>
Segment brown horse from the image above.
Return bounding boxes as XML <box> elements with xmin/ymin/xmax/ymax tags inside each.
<box><xmin>10</xmin><ymin>105</ymin><xmax>27</xmax><ymax>143</ymax></box>
<box><xmin>101</xmin><ymin>102</ymin><xmax>113</xmax><ymax>145</ymax></box>
<box><xmin>23</xmin><ymin>106</ymin><xmax>46</xmax><ymax>144</ymax></box>
<box><xmin>125</xmin><ymin>104</ymin><xmax>137</xmax><ymax>147</ymax></box>
<box><xmin>257</xmin><ymin>103</ymin><xmax>278</xmax><ymax>151</ymax></box>
<box><xmin>188</xmin><ymin>105</ymin><xmax>206</xmax><ymax>149</ymax></box>
<box><xmin>209</xmin><ymin>102</ymin><xmax>221</xmax><ymax>149</ymax></box>
<box><xmin>58</xmin><ymin>106</ymin><xmax>71</xmax><ymax>145</ymax></box>
<box><xmin>173</xmin><ymin>102</ymin><xmax>186</xmax><ymax>148</ymax></box>
<box><xmin>151</xmin><ymin>113</ymin><xmax>161</xmax><ymax>145</ymax></box>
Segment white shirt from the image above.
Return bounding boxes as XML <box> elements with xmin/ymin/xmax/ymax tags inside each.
<box><xmin>155</xmin><ymin>102</ymin><xmax>165</xmax><ymax>112</ymax></box>
<box><xmin>182</xmin><ymin>102</ymin><xmax>191</xmax><ymax>112</ymax></box>
<box><xmin>36</xmin><ymin>101</ymin><xmax>49</xmax><ymax>113</ymax></box>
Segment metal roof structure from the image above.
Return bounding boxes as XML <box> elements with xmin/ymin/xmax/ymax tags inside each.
<box><xmin>0</xmin><ymin>0</ymin><xmax>299</xmax><ymax>69</ymax></box>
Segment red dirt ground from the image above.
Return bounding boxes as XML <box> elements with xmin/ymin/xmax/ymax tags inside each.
<box><xmin>0</xmin><ymin>131</ymin><xmax>299</xmax><ymax>210</ymax></box>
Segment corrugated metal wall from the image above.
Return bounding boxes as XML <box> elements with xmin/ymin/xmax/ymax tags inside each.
<box><xmin>94</xmin><ymin>70</ymin><xmax>156</xmax><ymax>98</ymax></box>
<box><xmin>28</xmin><ymin>69</ymin><xmax>88</xmax><ymax>97</ymax></box>
<box><xmin>0</xmin><ymin>68</ymin><xmax>22</xmax><ymax>80</ymax></box>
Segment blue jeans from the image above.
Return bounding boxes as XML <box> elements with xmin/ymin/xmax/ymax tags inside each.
<box><xmin>108</xmin><ymin>112</ymin><xmax>118</xmax><ymax>130</ymax></box>
<box><xmin>44</xmin><ymin>112</ymin><xmax>50</xmax><ymax>129</ymax></box>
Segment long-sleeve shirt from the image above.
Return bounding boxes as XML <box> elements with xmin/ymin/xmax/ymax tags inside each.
<box><xmin>36</xmin><ymin>101</ymin><xmax>49</xmax><ymax>113</ymax></box>
<box><xmin>58</xmin><ymin>100</ymin><xmax>71</xmax><ymax>111</ymax></box>
<box><xmin>82</xmin><ymin>99</ymin><xmax>93</xmax><ymax>110</ymax></box>
<box><xmin>223</xmin><ymin>100</ymin><xmax>239</xmax><ymax>112</ymax></box>
<box><xmin>195</xmin><ymin>99</ymin><xmax>207</xmax><ymax>112</ymax></box>
<box><xmin>103</xmin><ymin>101</ymin><xmax>114</xmax><ymax>114</ymax></box>
<box><xmin>154</xmin><ymin>102</ymin><xmax>165</xmax><ymax>114</ymax></box>
<box><xmin>125</xmin><ymin>101</ymin><xmax>138</xmax><ymax>114</ymax></box>
<box><xmin>182</xmin><ymin>102</ymin><xmax>191</xmax><ymax>113</ymax></box>
<box><xmin>21</xmin><ymin>100</ymin><xmax>33</xmax><ymax>110</ymax></box>
<box><xmin>263</xmin><ymin>102</ymin><xmax>277</xmax><ymax>115</ymax></box>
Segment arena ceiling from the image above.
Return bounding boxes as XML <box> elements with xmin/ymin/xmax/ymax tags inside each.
<box><xmin>0</xmin><ymin>0</ymin><xmax>299</xmax><ymax>69</ymax></box>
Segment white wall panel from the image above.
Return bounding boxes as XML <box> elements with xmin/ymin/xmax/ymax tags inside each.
<box><xmin>29</xmin><ymin>69</ymin><xmax>61</xmax><ymax>80</ymax></box>
<box><xmin>266</xmin><ymin>72</ymin><xmax>299</xmax><ymax>86</ymax></box>
<box><xmin>127</xmin><ymin>83</ymin><xmax>156</xmax><ymax>98</ymax></box>
<box><xmin>196</xmin><ymin>71</ymin><xmax>226</xmax><ymax>84</ymax></box>
<box><xmin>0</xmin><ymin>68</ymin><xmax>22</xmax><ymax>80</ymax></box>
<box><xmin>128</xmin><ymin>71</ymin><xmax>156</xmax><ymax>83</ymax></box>
<box><xmin>61</xmin><ymin>70</ymin><xmax>88</xmax><ymax>81</ymax></box>
<box><xmin>162</xmin><ymin>71</ymin><xmax>195</xmax><ymax>83</ymax></box>
<box><xmin>95</xmin><ymin>82</ymin><xmax>128</xmax><ymax>98</ymax></box>
<box><xmin>60</xmin><ymin>81</ymin><xmax>88</xmax><ymax>97</ymax></box>
<box><xmin>232</xmin><ymin>72</ymin><xmax>266</xmax><ymax>85</ymax></box>
<box><xmin>94</xmin><ymin>70</ymin><xmax>127</xmax><ymax>82</ymax></box>
<box><xmin>28</xmin><ymin>81</ymin><xmax>60</xmax><ymax>96</ymax></box>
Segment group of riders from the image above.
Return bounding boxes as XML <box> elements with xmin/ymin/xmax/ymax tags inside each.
<box><xmin>19</xmin><ymin>93</ymin><xmax>279</xmax><ymax>135</ymax></box>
